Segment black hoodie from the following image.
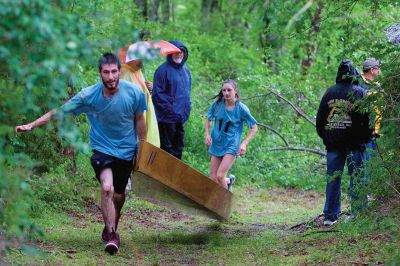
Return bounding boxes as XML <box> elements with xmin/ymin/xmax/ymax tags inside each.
<box><xmin>316</xmin><ymin>60</ymin><xmax>372</xmax><ymax>151</ymax></box>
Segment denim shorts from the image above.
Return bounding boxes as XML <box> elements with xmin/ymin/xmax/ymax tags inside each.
<box><xmin>90</xmin><ymin>150</ymin><xmax>134</xmax><ymax>194</ymax></box>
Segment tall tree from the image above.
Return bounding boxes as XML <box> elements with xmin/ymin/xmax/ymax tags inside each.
<box><xmin>160</xmin><ymin>0</ymin><xmax>170</xmax><ymax>25</ymax></box>
<box><xmin>201</xmin><ymin>0</ymin><xmax>220</xmax><ymax>25</ymax></box>
<box><xmin>301</xmin><ymin>0</ymin><xmax>323</xmax><ymax>72</ymax></box>
<box><xmin>135</xmin><ymin>0</ymin><xmax>148</xmax><ymax>18</ymax></box>
<box><xmin>149</xmin><ymin>0</ymin><xmax>160</xmax><ymax>21</ymax></box>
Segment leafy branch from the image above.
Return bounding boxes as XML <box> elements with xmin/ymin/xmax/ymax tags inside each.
<box><xmin>245</xmin><ymin>88</ymin><xmax>326</xmax><ymax>156</ymax></box>
<box><xmin>265</xmin><ymin>88</ymin><xmax>316</xmax><ymax>126</ymax></box>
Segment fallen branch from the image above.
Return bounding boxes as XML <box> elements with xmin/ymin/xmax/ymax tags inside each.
<box><xmin>268</xmin><ymin>146</ymin><xmax>326</xmax><ymax>156</ymax></box>
<box><xmin>257</xmin><ymin>123</ymin><xmax>325</xmax><ymax>156</ymax></box>
<box><xmin>302</xmin><ymin>229</ymin><xmax>339</xmax><ymax>236</ymax></box>
<box><xmin>257</xmin><ymin>122</ymin><xmax>289</xmax><ymax>146</ymax></box>
<box><xmin>248</xmin><ymin>89</ymin><xmax>325</xmax><ymax>156</ymax></box>
<box><xmin>266</xmin><ymin>88</ymin><xmax>316</xmax><ymax>126</ymax></box>
<box><xmin>346</xmin><ymin>262</ymin><xmax>369</xmax><ymax>266</ymax></box>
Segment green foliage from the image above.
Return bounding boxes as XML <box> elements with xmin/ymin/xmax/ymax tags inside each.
<box><xmin>1</xmin><ymin>165</ymin><xmax>34</xmax><ymax>236</ymax></box>
<box><xmin>173</xmin><ymin>2</ymin><xmax>399</xmax><ymax>240</ymax></box>
<box><xmin>1</xmin><ymin>0</ymin><xmax>399</xmax><ymax>262</ymax></box>
<box><xmin>365</xmin><ymin>53</ymin><xmax>400</xmax><ymax>201</ymax></box>
<box><xmin>29</xmin><ymin>153</ymin><xmax>98</xmax><ymax>216</ymax></box>
<box><xmin>0</xmin><ymin>0</ymin><xmax>97</xmax><ymax>251</ymax></box>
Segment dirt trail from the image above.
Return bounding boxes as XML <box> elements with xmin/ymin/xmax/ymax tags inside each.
<box><xmin>8</xmin><ymin>187</ymin><xmax>392</xmax><ymax>265</ymax></box>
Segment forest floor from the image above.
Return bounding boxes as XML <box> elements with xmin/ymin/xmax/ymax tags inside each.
<box><xmin>4</xmin><ymin>187</ymin><xmax>399</xmax><ymax>265</ymax></box>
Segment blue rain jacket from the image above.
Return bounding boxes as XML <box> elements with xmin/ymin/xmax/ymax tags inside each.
<box><xmin>152</xmin><ymin>40</ymin><xmax>192</xmax><ymax>123</ymax></box>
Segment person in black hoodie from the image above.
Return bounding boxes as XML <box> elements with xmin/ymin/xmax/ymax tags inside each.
<box><xmin>316</xmin><ymin>59</ymin><xmax>372</xmax><ymax>225</ymax></box>
<box><xmin>152</xmin><ymin>40</ymin><xmax>191</xmax><ymax>159</ymax></box>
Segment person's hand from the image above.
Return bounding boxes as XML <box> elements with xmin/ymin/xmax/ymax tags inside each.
<box><xmin>15</xmin><ymin>123</ymin><xmax>34</xmax><ymax>133</ymax></box>
<box><xmin>238</xmin><ymin>143</ymin><xmax>247</xmax><ymax>156</ymax></box>
<box><xmin>205</xmin><ymin>134</ymin><xmax>212</xmax><ymax>146</ymax></box>
<box><xmin>145</xmin><ymin>80</ymin><xmax>153</xmax><ymax>92</ymax></box>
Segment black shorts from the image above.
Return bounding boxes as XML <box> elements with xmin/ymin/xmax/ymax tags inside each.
<box><xmin>90</xmin><ymin>150</ymin><xmax>134</xmax><ymax>194</ymax></box>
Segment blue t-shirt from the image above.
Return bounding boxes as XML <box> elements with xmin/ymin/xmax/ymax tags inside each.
<box><xmin>62</xmin><ymin>80</ymin><xmax>147</xmax><ymax>160</ymax></box>
<box><xmin>207</xmin><ymin>99</ymin><xmax>257</xmax><ymax>157</ymax></box>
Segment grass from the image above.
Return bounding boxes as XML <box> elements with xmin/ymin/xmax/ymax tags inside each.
<box><xmin>4</xmin><ymin>187</ymin><xmax>400</xmax><ymax>265</ymax></box>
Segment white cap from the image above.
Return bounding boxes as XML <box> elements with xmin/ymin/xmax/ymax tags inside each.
<box><xmin>126</xmin><ymin>41</ymin><xmax>151</xmax><ymax>63</ymax></box>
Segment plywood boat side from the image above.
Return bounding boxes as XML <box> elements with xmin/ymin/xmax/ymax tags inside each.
<box><xmin>131</xmin><ymin>172</ymin><xmax>225</xmax><ymax>220</ymax></box>
<box><xmin>133</xmin><ymin>141</ymin><xmax>234</xmax><ymax>220</ymax></box>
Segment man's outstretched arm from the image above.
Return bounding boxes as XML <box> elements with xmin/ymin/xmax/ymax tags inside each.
<box><xmin>15</xmin><ymin>109</ymin><xmax>56</xmax><ymax>133</ymax></box>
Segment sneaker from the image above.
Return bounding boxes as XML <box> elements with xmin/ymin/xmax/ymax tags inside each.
<box><xmin>101</xmin><ymin>226</ymin><xmax>109</xmax><ymax>243</ymax></box>
<box><xmin>227</xmin><ymin>175</ymin><xmax>236</xmax><ymax>192</ymax></box>
<box><xmin>323</xmin><ymin>218</ymin><xmax>338</xmax><ymax>226</ymax></box>
<box><xmin>105</xmin><ymin>231</ymin><xmax>120</xmax><ymax>255</ymax></box>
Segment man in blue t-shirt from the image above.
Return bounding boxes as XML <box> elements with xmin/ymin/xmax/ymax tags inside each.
<box><xmin>15</xmin><ymin>53</ymin><xmax>147</xmax><ymax>255</ymax></box>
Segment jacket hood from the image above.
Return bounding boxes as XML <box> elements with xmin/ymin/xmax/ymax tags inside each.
<box><xmin>166</xmin><ymin>40</ymin><xmax>188</xmax><ymax>68</ymax></box>
<box><xmin>336</xmin><ymin>59</ymin><xmax>360</xmax><ymax>84</ymax></box>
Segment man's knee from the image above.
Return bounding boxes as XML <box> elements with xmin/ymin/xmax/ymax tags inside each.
<box><xmin>102</xmin><ymin>184</ymin><xmax>114</xmax><ymax>194</ymax></box>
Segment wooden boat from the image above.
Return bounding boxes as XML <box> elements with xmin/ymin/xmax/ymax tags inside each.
<box><xmin>131</xmin><ymin>141</ymin><xmax>234</xmax><ymax>221</ymax></box>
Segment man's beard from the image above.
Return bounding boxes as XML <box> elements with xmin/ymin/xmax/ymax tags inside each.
<box><xmin>102</xmin><ymin>77</ymin><xmax>119</xmax><ymax>92</ymax></box>
<box><xmin>173</xmin><ymin>57</ymin><xmax>183</xmax><ymax>64</ymax></box>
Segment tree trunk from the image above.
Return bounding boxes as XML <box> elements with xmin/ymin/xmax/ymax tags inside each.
<box><xmin>258</xmin><ymin>1</ymin><xmax>279</xmax><ymax>72</ymax></box>
<box><xmin>201</xmin><ymin>0</ymin><xmax>220</xmax><ymax>25</ymax></box>
<box><xmin>160</xmin><ymin>0</ymin><xmax>170</xmax><ymax>25</ymax></box>
<box><xmin>149</xmin><ymin>0</ymin><xmax>160</xmax><ymax>21</ymax></box>
<box><xmin>301</xmin><ymin>0</ymin><xmax>323</xmax><ymax>72</ymax></box>
<box><xmin>135</xmin><ymin>0</ymin><xmax>148</xmax><ymax>19</ymax></box>
<box><xmin>171</xmin><ymin>0</ymin><xmax>175</xmax><ymax>23</ymax></box>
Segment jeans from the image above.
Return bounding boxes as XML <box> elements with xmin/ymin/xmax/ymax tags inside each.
<box><xmin>323</xmin><ymin>148</ymin><xmax>367</xmax><ymax>220</ymax></box>
<box><xmin>365</xmin><ymin>139</ymin><xmax>378</xmax><ymax>161</ymax></box>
